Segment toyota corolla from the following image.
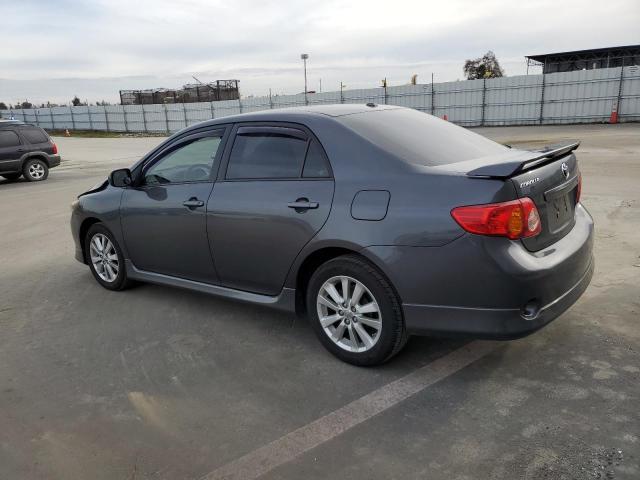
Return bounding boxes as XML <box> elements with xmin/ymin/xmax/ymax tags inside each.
<box><xmin>70</xmin><ymin>105</ymin><xmax>594</xmax><ymax>365</ymax></box>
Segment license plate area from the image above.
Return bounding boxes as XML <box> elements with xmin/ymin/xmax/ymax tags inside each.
<box><xmin>543</xmin><ymin>176</ymin><xmax>578</xmax><ymax>234</ymax></box>
<box><xmin>546</xmin><ymin>190</ymin><xmax>576</xmax><ymax>234</ymax></box>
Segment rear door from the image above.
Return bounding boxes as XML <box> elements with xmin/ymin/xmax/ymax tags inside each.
<box><xmin>207</xmin><ymin>124</ymin><xmax>334</xmax><ymax>295</ymax></box>
<box><xmin>17</xmin><ymin>126</ymin><xmax>52</xmax><ymax>154</ymax></box>
<box><xmin>0</xmin><ymin>129</ymin><xmax>23</xmax><ymax>173</ymax></box>
<box><xmin>121</xmin><ymin>128</ymin><xmax>227</xmax><ymax>283</ymax></box>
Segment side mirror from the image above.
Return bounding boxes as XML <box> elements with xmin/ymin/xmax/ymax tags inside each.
<box><xmin>109</xmin><ymin>168</ymin><xmax>132</xmax><ymax>187</ymax></box>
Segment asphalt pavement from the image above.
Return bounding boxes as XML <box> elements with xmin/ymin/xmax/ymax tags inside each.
<box><xmin>1</xmin><ymin>123</ymin><xmax>638</xmax><ymax>479</ymax></box>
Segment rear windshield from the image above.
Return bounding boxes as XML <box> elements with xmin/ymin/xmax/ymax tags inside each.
<box><xmin>338</xmin><ymin>108</ymin><xmax>507</xmax><ymax>166</ymax></box>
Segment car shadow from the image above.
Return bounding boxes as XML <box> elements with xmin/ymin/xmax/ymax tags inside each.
<box><xmin>107</xmin><ymin>273</ymin><xmax>469</xmax><ymax>372</ymax></box>
<box><xmin>0</xmin><ymin>178</ymin><xmax>27</xmax><ymax>186</ymax></box>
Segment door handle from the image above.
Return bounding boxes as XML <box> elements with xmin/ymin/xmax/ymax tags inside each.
<box><xmin>287</xmin><ymin>198</ymin><xmax>319</xmax><ymax>211</ymax></box>
<box><xmin>183</xmin><ymin>197</ymin><xmax>205</xmax><ymax>209</ymax></box>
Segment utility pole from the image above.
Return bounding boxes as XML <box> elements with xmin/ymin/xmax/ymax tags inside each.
<box><xmin>301</xmin><ymin>53</ymin><xmax>309</xmax><ymax>105</ymax></box>
<box><xmin>340</xmin><ymin>82</ymin><xmax>345</xmax><ymax>104</ymax></box>
<box><xmin>382</xmin><ymin>78</ymin><xmax>388</xmax><ymax>105</ymax></box>
<box><xmin>431</xmin><ymin>73</ymin><xmax>435</xmax><ymax>115</ymax></box>
<box><xmin>319</xmin><ymin>78</ymin><xmax>322</xmax><ymax>93</ymax></box>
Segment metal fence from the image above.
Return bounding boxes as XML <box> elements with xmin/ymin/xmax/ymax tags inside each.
<box><xmin>2</xmin><ymin>66</ymin><xmax>638</xmax><ymax>133</ymax></box>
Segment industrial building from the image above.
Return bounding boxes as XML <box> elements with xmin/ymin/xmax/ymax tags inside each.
<box><xmin>120</xmin><ymin>80</ymin><xmax>240</xmax><ymax>105</ymax></box>
<box><xmin>526</xmin><ymin>45</ymin><xmax>640</xmax><ymax>74</ymax></box>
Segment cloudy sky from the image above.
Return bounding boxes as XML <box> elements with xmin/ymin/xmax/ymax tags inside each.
<box><xmin>1</xmin><ymin>0</ymin><xmax>638</xmax><ymax>105</ymax></box>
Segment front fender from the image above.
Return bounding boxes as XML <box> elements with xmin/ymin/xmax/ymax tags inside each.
<box><xmin>71</xmin><ymin>186</ymin><xmax>126</xmax><ymax>262</ymax></box>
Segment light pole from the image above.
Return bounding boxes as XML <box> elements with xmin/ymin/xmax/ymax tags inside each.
<box><xmin>300</xmin><ymin>53</ymin><xmax>309</xmax><ymax>105</ymax></box>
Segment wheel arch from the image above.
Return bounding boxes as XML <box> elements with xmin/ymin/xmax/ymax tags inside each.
<box><xmin>78</xmin><ymin>217</ymin><xmax>102</xmax><ymax>263</ymax></box>
<box><xmin>21</xmin><ymin>153</ymin><xmax>49</xmax><ymax>168</ymax></box>
<box><xmin>293</xmin><ymin>245</ymin><xmax>400</xmax><ymax>317</ymax></box>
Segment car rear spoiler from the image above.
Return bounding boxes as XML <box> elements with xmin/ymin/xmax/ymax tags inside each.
<box><xmin>439</xmin><ymin>141</ymin><xmax>580</xmax><ymax>179</ymax></box>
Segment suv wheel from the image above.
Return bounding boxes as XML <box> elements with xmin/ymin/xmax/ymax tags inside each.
<box><xmin>22</xmin><ymin>158</ymin><xmax>49</xmax><ymax>182</ymax></box>
<box><xmin>306</xmin><ymin>254</ymin><xmax>408</xmax><ymax>366</ymax></box>
<box><xmin>1</xmin><ymin>173</ymin><xmax>22</xmax><ymax>181</ymax></box>
<box><xmin>85</xmin><ymin>224</ymin><xmax>133</xmax><ymax>291</ymax></box>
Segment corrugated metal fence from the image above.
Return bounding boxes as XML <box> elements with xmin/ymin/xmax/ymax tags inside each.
<box><xmin>2</xmin><ymin>66</ymin><xmax>638</xmax><ymax>133</ymax></box>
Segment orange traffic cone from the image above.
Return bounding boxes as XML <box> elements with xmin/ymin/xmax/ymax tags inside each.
<box><xmin>65</xmin><ymin>129</ymin><xmax>70</xmax><ymax>137</ymax></box>
<box><xmin>609</xmin><ymin>110</ymin><xmax>618</xmax><ymax>124</ymax></box>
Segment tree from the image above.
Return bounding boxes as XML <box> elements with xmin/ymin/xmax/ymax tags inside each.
<box><xmin>0</xmin><ymin>102</ymin><xmax>7</xmax><ymax>110</ymax></box>
<box><xmin>464</xmin><ymin>51</ymin><xmax>505</xmax><ymax>80</ymax></box>
<box><xmin>20</xmin><ymin>101</ymin><xmax>33</xmax><ymax>109</ymax></box>
<box><xmin>71</xmin><ymin>95</ymin><xmax>85</xmax><ymax>106</ymax></box>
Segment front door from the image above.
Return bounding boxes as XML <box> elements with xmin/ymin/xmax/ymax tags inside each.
<box><xmin>208</xmin><ymin>125</ymin><xmax>334</xmax><ymax>295</ymax></box>
<box><xmin>121</xmin><ymin>129</ymin><xmax>226</xmax><ymax>283</ymax></box>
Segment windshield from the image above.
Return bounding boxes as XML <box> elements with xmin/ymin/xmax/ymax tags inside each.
<box><xmin>338</xmin><ymin>108</ymin><xmax>507</xmax><ymax>166</ymax></box>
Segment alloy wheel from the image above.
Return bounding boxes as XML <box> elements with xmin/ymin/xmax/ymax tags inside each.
<box><xmin>29</xmin><ymin>162</ymin><xmax>46</xmax><ymax>180</ymax></box>
<box><xmin>89</xmin><ymin>233</ymin><xmax>119</xmax><ymax>282</ymax></box>
<box><xmin>316</xmin><ymin>275</ymin><xmax>382</xmax><ymax>353</ymax></box>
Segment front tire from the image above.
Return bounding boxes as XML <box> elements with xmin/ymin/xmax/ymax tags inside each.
<box><xmin>306</xmin><ymin>254</ymin><xmax>408</xmax><ymax>366</ymax></box>
<box><xmin>85</xmin><ymin>224</ymin><xmax>132</xmax><ymax>291</ymax></box>
<box><xmin>22</xmin><ymin>158</ymin><xmax>49</xmax><ymax>182</ymax></box>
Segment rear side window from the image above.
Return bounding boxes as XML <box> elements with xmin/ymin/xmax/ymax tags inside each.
<box><xmin>227</xmin><ymin>132</ymin><xmax>307</xmax><ymax>179</ymax></box>
<box><xmin>339</xmin><ymin>108</ymin><xmax>507</xmax><ymax>166</ymax></box>
<box><xmin>302</xmin><ymin>140</ymin><xmax>331</xmax><ymax>178</ymax></box>
<box><xmin>19</xmin><ymin>127</ymin><xmax>48</xmax><ymax>144</ymax></box>
<box><xmin>0</xmin><ymin>130</ymin><xmax>21</xmax><ymax>148</ymax></box>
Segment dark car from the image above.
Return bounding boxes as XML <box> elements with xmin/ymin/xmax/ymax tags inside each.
<box><xmin>70</xmin><ymin>105</ymin><xmax>594</xmax><ymax>365</ymax></box>
<box><xmin>0</xmin><ymin>121</ymin><xmax>60</xmax><ymax>182</ymax></box>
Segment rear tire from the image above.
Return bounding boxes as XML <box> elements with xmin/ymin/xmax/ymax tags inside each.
<box><xmin>1</xmin><ymin>173</ymin><xmax>21</xmax><ymax>181</ymax></box>
<box><xmin>22</xmin><ymin>158</ymin><xmax>49</xmax><ymax>182</ymax></box>
<box><xmin>306</xmin><ymin>254</ymin><xmax>408</xmax><ymax>366</ymax></box>
<box><xmin>85</xmin><ymin>223</ymin><xmax>133</xmax><ymax>291</ymax></box>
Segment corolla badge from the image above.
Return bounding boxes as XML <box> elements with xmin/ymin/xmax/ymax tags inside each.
<box><xmin>520</xmin><ymin>177</ymin><xmax>540</xmax><ymax>188</ymax></box>
<box><xmin>561</xmin><ymin>162</ymin><xmax>570</xmax><ymax>179</ymax></box>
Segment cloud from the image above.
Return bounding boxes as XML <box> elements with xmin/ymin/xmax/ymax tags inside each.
<box><xmin>1</xmin><ymin>0</ymin><xmax>638</xmax><ymax>104</ymax></box>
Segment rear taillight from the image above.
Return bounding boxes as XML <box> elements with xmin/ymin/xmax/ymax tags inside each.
<box><xmin>451</xmin><ymin>198</ymin><xmax>542</xmax><ymax>240</ymax></box>
<box><xmin>576</xmin><ymin>173</ymin><xmax>582</xmax><ymax>203</ymax></box>
<box><xmin>51</xmin><ymin>142</ymin><xmax>58</xmax><ymax>154</ymax></box>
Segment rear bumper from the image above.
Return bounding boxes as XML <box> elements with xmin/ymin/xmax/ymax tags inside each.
<box><xmin>363</xmin><ymin>203</ymin><xmax>594</xmax><ymax>339</ymax></box>
<box><xmin>47</xmin><ymin>154</ymin><xmax>61</xmax><ymax>168</ymax></box>
<box><xmin>402</xmin><ymin>255</ymin><xmax>593</xmax><ymax>338</ymax></box>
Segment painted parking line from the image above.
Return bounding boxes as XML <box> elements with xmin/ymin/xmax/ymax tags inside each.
<box><xmin>201</xmin><ymin>340</ymin><xmax>498</xmax><ymax>480</ymax></box>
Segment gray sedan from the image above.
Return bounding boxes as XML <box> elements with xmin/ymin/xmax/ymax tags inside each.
<box><xmin>70</xmin><ymin>104</ymin><xmax>594</xmax><ymax>365</ymax></box>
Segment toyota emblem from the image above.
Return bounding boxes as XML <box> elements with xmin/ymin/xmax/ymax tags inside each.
<box><xmin>561</xmin><ymin>162</ymin><xmax>570</xmax><ymax>180</ymax></box>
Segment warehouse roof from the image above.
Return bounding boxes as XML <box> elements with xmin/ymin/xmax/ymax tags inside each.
<box><xmin>526</xmin><ymin>45</ymin><xmax>640</xmax><ymax>63</ymax></box>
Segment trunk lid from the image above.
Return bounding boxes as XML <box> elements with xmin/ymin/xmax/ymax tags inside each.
<box><xmin>510</xmin><ymin>150</ymin><xmax>580</xmax><ymax>251</ymax></box>
<box><xmin>436</xmin><ymin>141</ymin><xmax>581</xmax><ymax>251</ymax></box>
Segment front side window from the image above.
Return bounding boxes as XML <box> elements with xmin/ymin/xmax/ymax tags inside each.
<box><xmin>226</xmin><ymin>132</ymin><xmax>307</xmax><ymax>179</ymax></box>
<box><xmin>144</xmin><ymin>135</ymin><xmax>222</xmax><ymax>185</ymax></box>
<box><xmin>0</xmin><ymin>130</ymin><xmax>21</xmax><ymax>148</ymax></box>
